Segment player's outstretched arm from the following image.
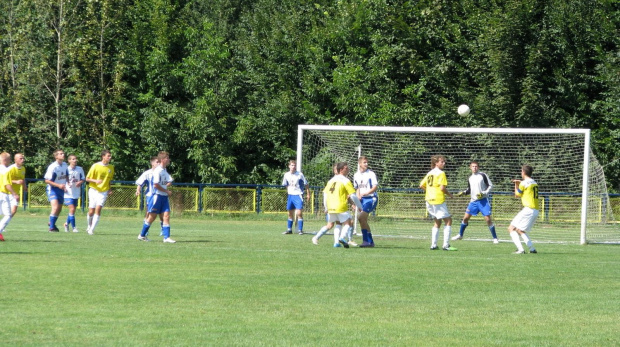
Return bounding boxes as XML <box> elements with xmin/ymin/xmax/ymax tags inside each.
<box><xmin>511</xmin><ymin>179</ymin><xmax>521</xmax><ymax>197</ymax></box>
<box><xmin>348</xmin><ymin>193</ymin><xmax>363</xmax><ymax>212</ymax></box>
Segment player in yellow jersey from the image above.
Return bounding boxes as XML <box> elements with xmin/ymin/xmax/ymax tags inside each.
<box><xmin>8</xmin><ymin>153</ymin><xmax>26</xmax><ymax>218</ymax></box>
<box><xmin>312</xmin><ymin>164</ymin><xmax>343</xmax><ymax>245</ymax></box>
<box><xmin>509</xmin><ymin>165</ymin><xmax>539</xmax><ymax>254</ymax></box>
<box><xmin>85</xmin><ymin>150</ymin><xmax>115</xmax><ymax>235</ymax></box>
<box><xmin>419</xmin><ymin>155</ymin><xmax>454</xmax><ymax>250</ymax></box>
<box><xmin>320</xmin><ymin>162</ymin><xmax>363</xmax><ymax>248</ymax></box>
<box><xmin>0</xmin><ymin>152</ymin><xmax>20</xmax><ymax>240</ymax></box>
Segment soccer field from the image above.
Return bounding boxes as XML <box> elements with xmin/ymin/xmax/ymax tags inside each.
<box><xmin>1</xmin><ymin>213</ymin><xmax>619</xmax><ymax>346</ymax></box>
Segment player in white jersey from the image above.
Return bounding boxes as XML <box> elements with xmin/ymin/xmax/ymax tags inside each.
<box><xmin>63</xmin><ymin>154</ymin><xmax>85</xmax><ymax>232</ymax></box>
<box><xmin>452</xmin><ymin>161</ymin><xmax>499</xmax><ymax>243</ymax></box>
<box><xmin>281</xmin><ymin>160</ymin><xmax>310</xmax><ymax>235</ymax></box>
<box><xmin>353</xmin><ymin>156</ymin><xmax>378</xmax><ymax>247</ymax></box>
<box><xmin>44</xmin><ymin>149</ymin><xmax>69</xmax><ymax>232</ymax></box>
<box><xmin>135</xmin><ymin>156</ymin><xmax>160</xmax><ymax>212</ymax></box>
<box><xmin>135</xmin><ymin>156</ymin><xmax>166</xmax><ymax>234</ymax></box>
<box><xmin>138</xmin><ymin>151</ymin><xmax>176</xmax><ymax>243</ymax></box>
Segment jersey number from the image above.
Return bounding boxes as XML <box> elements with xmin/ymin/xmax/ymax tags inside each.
<box><xmin>329</xmin><ymin>182</ymin><xmax>337</xmax><ymax>193</ymax></box>
<box><xmin>532</xmin><ymin>186</ymin><xmax>539</xmax><ymax>199</ymax></box>
<box><xmin>426</xmin><ymin>176</ymin><xmax>434</xmax><ymax>186</ymax></box>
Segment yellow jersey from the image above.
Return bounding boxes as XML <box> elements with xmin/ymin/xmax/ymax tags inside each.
<box><xmin>517</xmin><ymin>178</ymin><xmax>539</xmax><ymax>210</ymax></box>
<box><xmin>420</xmin><ymin>168</ymin><xmax>448</xmax><ymax>205</ymax></box>
<box><xmin>8</xmin><ymin>164</ymin><xmax>25</xmax><ymax>194</ymax></box>
<box><xmin>0</xmin><ymin>167</ymin><xmax>10</xmax><ymax>194</ymax></box>
<box><xmin>323</xmin><ymin>175</ymin><xmax>356</xmax><ymax>213</ymax></box>
<box><xmin>86</xmin><ymin>162</ymin><xmax>115</xmax><ymax>192</ymax></box>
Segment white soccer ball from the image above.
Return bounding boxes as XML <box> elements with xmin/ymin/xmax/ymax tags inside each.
<box><xmin>457</xmin><ymin>104</ymin><xmax>470</xmax><ymax>116</ymax></box>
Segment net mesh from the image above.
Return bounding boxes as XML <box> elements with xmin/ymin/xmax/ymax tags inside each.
<box><xmin>300</xmin><ymin>127</ymin><xmax>620</xmax><ymax>244</ymax></box>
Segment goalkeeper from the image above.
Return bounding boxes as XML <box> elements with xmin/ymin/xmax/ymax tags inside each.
<box><xmin>451</xmin><ymin>161</ymin><xmax>498</xmax><ymax>243</ymax></box>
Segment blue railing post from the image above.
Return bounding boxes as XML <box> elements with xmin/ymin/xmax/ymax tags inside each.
<box><xmin>81</xmin><ymin>183</ymin><xmax>86</xmax><ymax>212</ymax></box>
<box><xmin>138</xmin><ymin>185</ymin><xmax>144</xmax><ymax>212</ymax></box>
<box><xmin>256</xmin><ymin>185</ymin><xmax>262</xmax><ymax>214</ymax></box>
<box><xmin>198</xmin><ymin>184</ymin><xmax>204</xmax><ymax>213</ymax></box>
<box><xmin>23</xmin><ymin>180</ymin><xmax>29</xmax><ymax>211</ymax></box>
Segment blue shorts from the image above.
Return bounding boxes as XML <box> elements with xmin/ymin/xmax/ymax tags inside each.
<box><xmin>145</xmin><ymin>195</ymin><xmax>154</xmax><ymax>210</ymax></box>
<box><xmin>286</xmin><ymin>194</ymin><xmax>303</xmax><ymax>210</ymax></box>
<box><xmin>361</xmin><ymin>196</ymin><xmax>378</xmax><ymax>213</ymax></box>
<box><xmin>64</xmin><ymin>198</ymin><xmax>79</xmax><ymax>207</ymax></box>
<box><xmin>466</xmin><ymin>198</ymin><xmax>492</xmax><ymax>217</ymax></box>
<box><xmin>47</xmin><ymin>186</ymin><xmax>64</xmax><ymax>202</ymax></box>
<box><xmin>149</xmin><ymin>194</ymin><xmax>170</xmax><ymax>214</ymax></box>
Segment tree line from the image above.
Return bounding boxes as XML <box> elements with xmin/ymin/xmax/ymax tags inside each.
<box><xmin>1</xmin><ymin>0</ymin><xmax>619</xmax><ymax>190</ymax></box>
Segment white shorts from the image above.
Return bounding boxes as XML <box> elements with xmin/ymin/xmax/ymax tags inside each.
<box><xmin>426</xmin><ymin>202</ymin><xmax>451</xmax><ymax>220</ymax></box>
<box><xmin>327</xmin><ymin>212</ymin><xmax>352</xmax><ymax>224</ymax></box>
<box><xmin>88</xmin><ymin>188</ymin><xmax>109</xmax><ymax>209</ymax></box>
<box><xmin>9</xmin><ymin>194</ymin><xmax>19</xmax><ymax>208</ymax></box>
<box><xmin>0</xmin><ymin>192</ymin><xmax>10</xmax><ymax>216</ymax></box>
<box><xmin>510</xmin><ymin>207</ymin><xmax>539</xmax><ymax>232</ymax></box>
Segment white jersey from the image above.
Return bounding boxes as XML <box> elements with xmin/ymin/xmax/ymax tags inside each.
<box><xmin>0</xmin><ymin>164</ymin><xmax>7</xmax><ymax>175</ymax></box>
<box><xmin>282</xmin><ymin>171</ymin><xmax>308</xmax><ymax>196</ymax></box>
<box><xmin>465</xmin><ymin>172</ymin><xmax>493</xmax><ymax>202</ymax></box>
<box><xmin>353</xmin><ymin>169</ymin><xmax>378</xmax><ymax>198</ymax></box>
<box><xmin>152</xmin><ymin>166</ymin><xmax>173</xmax><ymax>196</ymax></box>
<box><xmin>44</xmin><ymin>161</ymin><xmax>69</xmax><ymax>186</ymax></box>
<box><xmin>136</xmin><ymin>169</ymin><xmax>156</xmax><ymax>197</ymax></box>
<box><xmin>65</xmin><ymin>166</ymin><xmax>85</xmax><ymax>199</ymax></box>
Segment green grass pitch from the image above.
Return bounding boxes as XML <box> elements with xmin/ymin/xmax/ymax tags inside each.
<box><xmin>1</xmin><ymin>213</ymin><xmax>619</xmax><ymax>346</ymax></box>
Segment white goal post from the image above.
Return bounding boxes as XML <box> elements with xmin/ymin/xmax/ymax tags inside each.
<box><xmin>297</xmin><ymin>125</ymin><xmax>616</xmax><ymax>244</ymax></box>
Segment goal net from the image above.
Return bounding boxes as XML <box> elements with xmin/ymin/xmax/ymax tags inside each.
<box><xmin>298</xmin><ymin>125</ymin><xmax>620</xmax><ymax>244</ymax></box>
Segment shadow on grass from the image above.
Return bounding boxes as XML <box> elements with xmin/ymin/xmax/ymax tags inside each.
<box><xmin>359</xmin><ymin>245</ymin><xmax>412</xmax><ymax>250</ymax></box>
<box><xmin>0</xmin><ymin>251</ymin><xmax>40</xmax><ymax>254</ymax></box>
<box><xmin>11</xmin><ymin>239</ymin><xmax>66</xmax><ymax>243</ymax></box>
<box><xmin>178</xmin><ymin>239</ymin><xmax>222</xmax><ymax>243</ymax></box>
<box><xmin>88</xmin><ymin>233</ymin><xmax>132</xmax><ymax>236</ymax></box>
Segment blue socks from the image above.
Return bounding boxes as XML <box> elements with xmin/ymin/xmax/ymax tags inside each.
<box><xmin>66</xmin><ymin>215</ymin><xmax>75</xmax><ymax>228</ymax></box>
<box><xmin>459</xmin><ymin>222</ymin><xmax>468</xmax><ymax>237</ymax></box>
<box><xmin>49</xmin><ymin>215</ymin><xmax>58</xmax><ymax>228</ymax></box>
<box><xmin>140</xmin><ymin>222</ymin><xmax>151</xmax><ymax>237</ymax></box>
<box><xmin>460</xmin><ymin>222</ymin><xmax>498</xmax><ymax>239</ymax></box>
<box><xmin>287</xmin><ymin>219</ymin><xmax>293</xmax><ymax>231</ymax></box>
<box><xmin>298</xmin><ymin>219</ymin><xmax>303</xmax><ymax>233</ymax></box>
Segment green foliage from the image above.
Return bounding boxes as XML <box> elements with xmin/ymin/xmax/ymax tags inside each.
<box><xmin>0</xmin><ymin>0</ymin><xmax>618</xmax><ymax>188</ymax></box>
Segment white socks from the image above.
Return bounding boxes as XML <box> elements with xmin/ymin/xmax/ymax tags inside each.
<box><xmin>90</xmin><ymin>215</ymin><xmax>100</xmax><ymax>232</ymax></box>
<box><xmin>520</xmin><ymin>233</ymin><xmax>535</xmax><ymax>251</ymax></box>
<box><xmin>443</xmin><ymin>226</ymin><xmax>451</xmax><ymax>248</ymax></box>
<box><xmin>510</xmin><ymin>231</ymin><xmax>524</xmax><ymax>252</ymax></box>
<box><xmin>333</xmin><ymin>225</ymin><xmax>342</xmax><ymax>244</ymax></box>
<box><xmin>316</xmin><ymin>226</ymin><xmax>328</xmax><ymax>240</ymax></box>
<box><xmin>0</xmin><ymin>215</ymin><xmax>12</xmax><ymax>231</ymax></box>
<box><xmin>431</xmin><ymin>227</ymin><xmax>439</xmax><ymax>247</ymax></box>
<box><xmin>341</xmin><ymin>225</ymin><xmax>351</xmax><ymax>242</ymax></box>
